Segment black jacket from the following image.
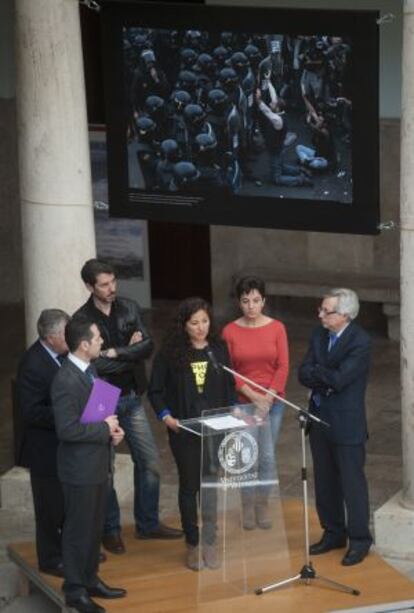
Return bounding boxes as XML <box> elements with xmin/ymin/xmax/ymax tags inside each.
<box><xmin>16</xmin><ymin>340</ymin><xmax>60</xmax><ymax>476</ymax></box>
<box><xmin>51</xmin><ymin>359</ymin><xmax>111</xmax><ymax>485</ymax></box>
<box><xmin>74</xmin><ymin>296</ymin><xmax>153</xmax><ymax>394</ymax></box>
<box><xmin>148</xmin><ymin>341</ymin><xmax>236</xmax><ymax>421</ymax></box>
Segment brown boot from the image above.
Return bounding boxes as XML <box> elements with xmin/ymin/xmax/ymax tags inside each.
<box><xmin>186</xmin><ymin>544</ymin><xmax>204</xmax><ymax>571</ymax></box>
<box><xmin>256</xmin><ymin>501</ymin><xmax>272</xmax><ymax>529</ymax></box>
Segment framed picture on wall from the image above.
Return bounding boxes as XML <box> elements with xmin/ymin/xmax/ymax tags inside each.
<box><xmin>101</xmin><ymin>1</ymin><xmax>380</xmax><ymax>235</ymax></box>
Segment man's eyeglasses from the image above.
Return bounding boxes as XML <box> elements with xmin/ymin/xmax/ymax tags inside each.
<box><xmin>318</xmin><ymin>307</ymin><xmax>338</xmax><ymax>316</ymax></box>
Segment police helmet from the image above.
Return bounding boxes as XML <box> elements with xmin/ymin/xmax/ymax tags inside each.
<box><xmin>176</xmin><ymin>70</ymin><xmax>197</xmax><ymax>94</ymax></box>
<box><xmin>144</xmin><ymin>95</ymin><xmax>165</xmax><ymax>118</ymax></box>
<box><xmin>244</xmin><ymin>44</ymin><xmax>262</xmax><ymax>68</ymax></box>
<box><xmin>207</xmin><ymin>88</ymin><xmax>229</xmax><ymax>115</ymax></box>
<box><xmin>132</xmin><ymin>34</ymin><xmax>152</xmax><ymax>53</ymax></box>
<box><xmin>180</xmin><ymin>48</ymin><xmax>198</xmax><ymax>69</ymax></box>
<box><xmin>218</xmin><ymin>67</ymin><xmax>239</xmax><ymax>92</ymax></box>
<box><xmin>193</xmin><ymin>133</ymin><xmax>217</xmax><ymax>154</ymax></box>
<box><xmin>170</xmin><ymin>89</ymin><xmax>192</xmax><ymax>112</ymax></box>
<box><xmin>230</xmin><ymin>52</ymin><xmax>249</xmax><ymax>75</ymax></box>
<box><xmin>173</xmin><ymin>161</ymin><xmax>201</xmax><ymax>186</ymax></box>
<box><xmin>183</xmin><ymin>30</ymin><xmax>203</xmax><ymax>49</ymax></box>
<box><xmin>212</xmin><ymin>46</ymin><xmax>230</xmax><ymax>68</ymax></box>
<box><xmin>135</xmin><ymin>116</ymin><xmax>157</xmax><ymax>139</ymax></box>
<box><xmin>195</xmin><ymin>53</ymin><xmax>215</xmax><ymax>76</ymax></box>
<box><xmin>140</xmin><ymin>49</ymin><xmax>156</xmax><ymax>68</ymax></box>
<box><xmin>160</xmin><ymin>139</ymin><xmax>181</xmax><ymax>163</ymax></box>
<box><xmin>183</xmin><ymin>104</ymin><xmax>206</xmax><ymax>128</ymax></box>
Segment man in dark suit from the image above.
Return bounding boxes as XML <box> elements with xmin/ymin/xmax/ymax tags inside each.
<box><xmin>298</xmin><ymin>288</ymin><xmax>372</xmax><ymax>566</ymax></box>
<box><xmin>16</xmin><ymin>309</ymin><xmax>70</xmax><ymax>577</ymax></box>
<box><xmin>52</xmin><ymin>316</ymin><xmax>127</xmax><ymax>613</ymax></box>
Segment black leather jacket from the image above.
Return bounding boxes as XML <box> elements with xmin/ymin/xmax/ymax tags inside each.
<box><xmin>75</xmin><ymin>296</ymin><xmax>153</xmax><ymax>394</ymax></box>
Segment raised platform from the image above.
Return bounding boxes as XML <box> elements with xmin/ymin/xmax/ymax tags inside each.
<box><xmin>7</xmin><ymin>500</ymin><xmax>414</xmax><ymax>612</ymax></box>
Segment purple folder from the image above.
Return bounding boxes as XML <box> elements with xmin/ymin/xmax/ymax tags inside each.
<box><xmin>80</xmin><ymin>378</ymin><xmax>122</xmax><ymax>424</ymax></box>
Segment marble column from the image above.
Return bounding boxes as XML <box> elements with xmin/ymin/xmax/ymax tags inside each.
<box><xmin>15</xmin><ymin>0</ymin><xmax>95</xmax><ymax>344</ymax></box>
<box><xmin>374</xmin><ymin>0</ymin><xmax>414</xmax><ymax>559</ymax></box>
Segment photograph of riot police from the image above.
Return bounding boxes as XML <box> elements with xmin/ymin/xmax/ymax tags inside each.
<box><xmin>124</xmin><ymin>28</ymin><xmax>352</xmax><ymax>202</ymax></box>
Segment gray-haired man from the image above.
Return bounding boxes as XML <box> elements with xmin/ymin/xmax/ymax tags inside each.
<box><xmin>16</xmin><ymin>309</ymin><xmax>69</xmax><ymax>577</ymax></box>
<box><xmin>298</xmin><ymin>288</ymin><xmax>373</xmax><ymax>566</ymax></box>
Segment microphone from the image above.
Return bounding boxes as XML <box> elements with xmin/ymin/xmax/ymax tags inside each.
<box><xmin>206</xmin><ymin>349</ymin><xmax>221</xmax><ymax>372</ymax></box>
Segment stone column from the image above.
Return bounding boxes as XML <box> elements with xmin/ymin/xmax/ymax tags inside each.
<box><xmin>374</xmin><ymin>0</ymin><xmax>414</xmax><ymax>559</ymax></box>
<box><xmin>15</xmin><ymin>0</ymin><xmax>95</xmax><ymax>344</ymax></box>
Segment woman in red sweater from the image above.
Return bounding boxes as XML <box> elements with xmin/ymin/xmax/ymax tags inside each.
<box><xmin>222</xmin><ymin>275</ymin><xmax>289</xmax><ymax>529</ymax></box>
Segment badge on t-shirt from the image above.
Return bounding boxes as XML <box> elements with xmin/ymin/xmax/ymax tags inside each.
<box><xmin>190</xmin><ymin>361</ymin><xmax>208</xmax><ymax>393</ymax></box>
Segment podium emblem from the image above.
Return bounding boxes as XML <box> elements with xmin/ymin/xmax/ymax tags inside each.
<box><xmin>218</xmin><ymin>431</ymin><xmax>258</xmax><ymax>475</ymax></box>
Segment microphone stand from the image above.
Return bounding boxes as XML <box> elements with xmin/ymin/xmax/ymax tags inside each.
<box><xmin>218</xmin><ymin>362</ymin><xmax>360</xmax><ymax>598</ymax></box>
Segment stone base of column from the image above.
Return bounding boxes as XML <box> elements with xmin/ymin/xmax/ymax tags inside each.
<box><xmin>382</xmin><ymin>303</ymin><xmax>400</xmax><ymax>342</ymax></box>
<box><xmin>0</xmin><ymin>455</ymin><xmax>134</xmax><ymax>513</ymax></box>
<box><xmin>374</xmin><ymin>491</ymin><xmax>414</xmax><ymax>560</ymax></box>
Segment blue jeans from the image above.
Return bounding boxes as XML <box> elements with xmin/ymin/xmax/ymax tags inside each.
<box><xmin>296</xmin><ymin>144</ymin><xmax>328</xmax><ymax>170</ymax></box>
<box><xmin>269</xmin><ymin>401</ymin><xmax>285</xmax><ymax>444</ymax></box>
<box><xmin>104</xmin><ymin>393</ymin><xmax>161</xmax><ymax>535</ymax></box>
<box><xmin>270</xmin><ymin>150</ymin><xmax>306</xmax><ymax>186</ymax></box>
<box><xmin>259</xmin><ymin>401</ymin><xmax>285</xmax><ymax>493</ymax></box>
<box><xmin>242</xmin><ymin>401</ymin><xmax>285</xmax><ymax>502</ymax></box>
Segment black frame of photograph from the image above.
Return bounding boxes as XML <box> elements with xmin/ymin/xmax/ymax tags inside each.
<box><xmin>101</xmin><ymin>0</ymin><xmax>380</xmax><ymax>235</ymax></box>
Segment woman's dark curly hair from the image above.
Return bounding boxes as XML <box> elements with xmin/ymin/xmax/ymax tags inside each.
<box><xmin>161</xmin><ymin>296</ymin><xmax>220</xmax><ymax>367</ymax></box>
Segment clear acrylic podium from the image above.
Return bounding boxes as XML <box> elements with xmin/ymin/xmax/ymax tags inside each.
<box><xmin>180</xmin><ymin>404</ymin><xmax>292</xmax><ymax>603</ymax></box>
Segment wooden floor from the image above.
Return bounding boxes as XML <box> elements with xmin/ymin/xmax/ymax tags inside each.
<box><xmin>7</xmin><ymin>499</ymin><xmax>414</xmax><ymax>612</ymax></box>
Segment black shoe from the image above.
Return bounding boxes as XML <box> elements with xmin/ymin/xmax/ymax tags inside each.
<box><xmin>341</xmin><ymin>548</ymin><xmax>369</xmax><ymax>566</ymax></box>
<box><xmin>101</xmin><ymin>533</ymin><xmax>125</xmax><ymax>554</ymax></box>
<box><xmin>39</xmin><ymin>562</ymin><xmax>64</xmax><ymax>578</ymax></box>
<box><xmin>309</xmin><ymin>534</ymin><xmax>347</xmax><ymax>555</ymax></box>
<box><xmin>65</xmin><ymin>594</ymin><xmax>105</xmax><ymax>613</ymax></box>
<box><xmin>136</xmin><ymin>522</ymin><xmax>183</xmax><ymax>540</ymax></box>
<box><xmin>87</xmin><ymin>579</ymin><xmax>127</xmax><ymax>599</ymax></box>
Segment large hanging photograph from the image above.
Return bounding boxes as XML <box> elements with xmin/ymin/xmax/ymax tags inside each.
<box><xmin>101</xmin><ymin>1</ymin><xmax>380</xmax><ymax>235</ymax></box>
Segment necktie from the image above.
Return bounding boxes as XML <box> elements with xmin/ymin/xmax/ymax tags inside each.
<box><xmin>56</xmin><ymin>355</ymin><xmax>65</xmax><ymax>366</ymax></box>
<box><xmin>313</xmin><ymin>334</ymin><xmax>337</xmax><ymax>406</ymax></box>
<box><xmin>328</xmin><ymin>333</ymin><xmax>338</xmax><ymax>351</ymax></box>
<box><xmin>85</xmin><ymin>366</ymin><xmax>96</xmax><ymax>383</ymax></box>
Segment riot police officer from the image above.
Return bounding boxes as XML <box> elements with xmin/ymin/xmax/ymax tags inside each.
<box><xmin>135</xmin><ymin>116</ymin><xmax>159</xmax><ymax>190</ymax></box>
<box><xmin>169</xmin><ymin>161</ymin><xmax>201</xmax><ymax>193</ymax></box>
<box><xmin>156</xmin><ymin>139</ymin><xmax>182</xmax><ymax>191</ymax></box>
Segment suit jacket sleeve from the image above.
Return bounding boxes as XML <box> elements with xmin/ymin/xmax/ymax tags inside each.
<box><xmin>298</xmin><ymin>330</ymin><xmax>326</xmax><ymax>390</ymax></box>
<box><xmin>311</xmin><ymin>336</ymin><xmax>371</xmax><ymax>392</ymax></box>
<box><xmin>298</xmin><ymin>326</ymin><xmax>371</xmax><ymax>393</ymax></box>
<box><xmin>17</xmin><ymin>359</ymin><xmax>55</xmax><ymax>430</ymax></box>
<box><xmin>52</xmin><ymin>379</ymin><xmax>110</xmax><ymax>444</ymax></box>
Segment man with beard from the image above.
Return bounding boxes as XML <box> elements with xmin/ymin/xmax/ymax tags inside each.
<box><xmin>75</xmin><ymin>259</ymin><xmax>182</xmax><ymax>555</ymax></box>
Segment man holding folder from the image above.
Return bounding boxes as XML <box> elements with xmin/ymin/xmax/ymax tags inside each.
<box><xmin>52</xmin><ymin>316</ymin><xmax>126</xmax><ymax>613</ymax></box>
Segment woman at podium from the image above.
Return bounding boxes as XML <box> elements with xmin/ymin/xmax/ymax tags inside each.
<box><xmin>222</xmin><ymin>275</ymin><xmax>289</xmax><ymax>530</ymax></box>
<box><xmin>148</xmin><ymin>297</ymin><xmax>235</xmax><ymax>571</ymax></box>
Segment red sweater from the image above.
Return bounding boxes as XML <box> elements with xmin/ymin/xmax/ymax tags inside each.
<box><xmin>222</xmin><ymin>319</ymin><xmax>289</xmax><ymax>400</ymax></box>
